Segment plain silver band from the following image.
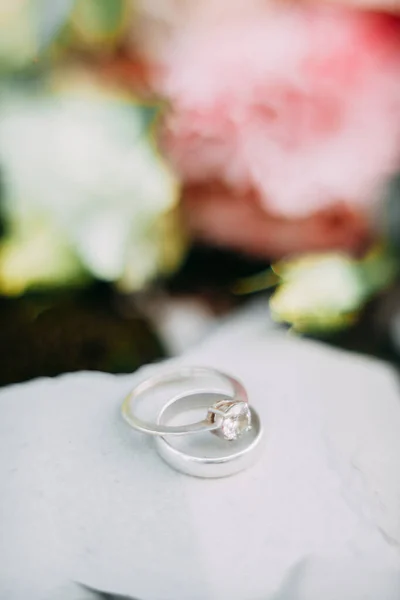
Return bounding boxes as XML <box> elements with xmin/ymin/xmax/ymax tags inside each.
<box><xmin>154</xmin><ymin>391</ymin><xmax>264</xmax><ymax>478</ymax></box>
<box><xmin>121</xmin><ymin>366</ymin><xmax>248</xmax><ymax>436</ymax></box>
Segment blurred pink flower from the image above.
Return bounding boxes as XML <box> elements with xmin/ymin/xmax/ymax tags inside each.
<box><xmin>153</xmin><ymin>5</ymin><xmax>400</xmax><ymax>218</ymax></box>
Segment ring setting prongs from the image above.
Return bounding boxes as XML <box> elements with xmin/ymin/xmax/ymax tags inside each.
<box><xmin>207</xmin><ymin>399</ymin><xmax>252</xmax><ymax>441</ymax></box>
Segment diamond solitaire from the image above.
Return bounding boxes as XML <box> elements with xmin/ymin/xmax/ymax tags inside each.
<box><xmin>207</xmin><ymin>399</ymin><xmax>252</xmax><ymax>441</ymax></box>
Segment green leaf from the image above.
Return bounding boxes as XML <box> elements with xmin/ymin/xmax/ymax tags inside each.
<box><xmin>382</xmin><ymin>173</ymin><xmax>400</xmax><ymax>255</ymax></box>
<box><xmin>359</xmin><ymin>247</ymin><xmax>398</xmax><ymax>295</ymax></box>
<box><xmin>72</xmin><ymin>0</ymin><xmax>127</xmax><ymax>43</ymax></box>
<box><xmin>139</xmin><ymin>104</ymin><xmax>160</xmax><ymax>132</ymax></box>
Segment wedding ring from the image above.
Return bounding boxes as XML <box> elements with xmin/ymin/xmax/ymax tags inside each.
<box><xmin>121</xmin><ymin>366</ymin><xmax>251</xmax><ymax>441</ymax></box>
<box><xmin>154</xmin><ymin>390</ymin><xmax>264</xmax><ymax>478</ymax></box>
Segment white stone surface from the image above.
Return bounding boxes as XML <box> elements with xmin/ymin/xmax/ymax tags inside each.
<box><xmin>0</xmin><ymin>300</ymin><xmax>400</xmax><ymax>599</ymax></box>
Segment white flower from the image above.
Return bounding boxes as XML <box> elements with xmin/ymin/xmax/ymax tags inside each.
<box><xmin>0</xmin><ymin>77</ymin><xmax>183</xmax><ymax>294</ymax></box>
<box><xmin>269</xmin><ymin>254</ymin><xmax>367</xmax><ymax>332</ymax></box>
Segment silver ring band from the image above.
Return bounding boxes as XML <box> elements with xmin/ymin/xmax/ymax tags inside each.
<box><xmin>121</xmin><ymin>367</ymin><xmax>250</xmax><ymax>441</ymax></box>
<box><xmin>154</xmin><ymin>391</ymin><xmax>264</xmax><ymax>478</ymax></box>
